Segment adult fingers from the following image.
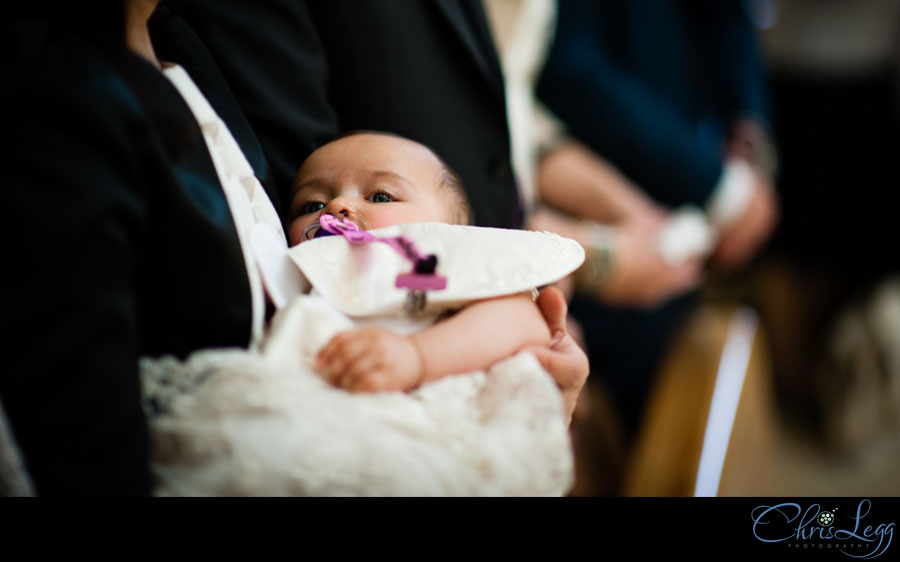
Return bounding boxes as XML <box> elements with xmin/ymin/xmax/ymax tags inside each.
<box><xmin>536</xmin><ymin>285</ymin><xmax>569</xmax><ymax>337</ymax></box>
<box><xmin>525</xmin><ymin>334</ymin><xmax>589</xmax><ymax>389</ymax></box>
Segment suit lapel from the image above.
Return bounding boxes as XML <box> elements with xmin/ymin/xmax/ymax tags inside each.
<box><xmin>150</xmin><ymin>12</ymin><xmax>282</xmax><ymax>215</ymax></box>
<box><xmin>432</xmin><ymin>0</ymin><xmax>506</xmax><ymax>105</ymax></box>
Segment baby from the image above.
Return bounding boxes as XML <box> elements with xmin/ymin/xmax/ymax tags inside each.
<box><xmin>287</xmin><ymin>131</ymin><xmax>554</xmax><ymax>394</ymax></box>
<box><xmin>141</xmin><ymin>131</ymin><xmax>583</xmax><ymax>495</ymax></box>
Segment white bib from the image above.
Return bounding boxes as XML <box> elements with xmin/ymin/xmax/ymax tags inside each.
<box><xmin>286</xmin><ymin>222</ymin><xmax>585</xmax><ymax>317</ymax></box>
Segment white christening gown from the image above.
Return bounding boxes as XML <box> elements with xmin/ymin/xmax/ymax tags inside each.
<box><xmin>141</xmin><ymin>222</ymin><xmax>584</xmax><ymax>496</ymax></box>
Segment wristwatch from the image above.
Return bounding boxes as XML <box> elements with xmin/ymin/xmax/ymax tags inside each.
<box><xmin>573</xmin><ymin>221</ymin><xmax>616</xmax><ymax>296</ymax></box>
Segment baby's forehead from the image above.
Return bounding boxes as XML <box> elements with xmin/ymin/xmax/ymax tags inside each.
<box><xmin>335</xmin><ymin>133</ymin><xmax>440</xmax><ymax>164</ymax></box>
<box><xmin>302</xmin><ymin>133</ymin><xmax>445</xmax><ymax>183</ymax></box>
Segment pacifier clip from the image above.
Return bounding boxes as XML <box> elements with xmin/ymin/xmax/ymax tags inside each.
<box><xmin>316</xmin><ymin>214</ymin><xmax>447</xmax><ymax>314</ymax></box>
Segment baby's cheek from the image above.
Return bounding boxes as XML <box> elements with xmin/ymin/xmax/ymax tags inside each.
<box><xmin>287</xmin><ymin>219</ymin><xmax>307</xmax><ymax>246</ymax></box>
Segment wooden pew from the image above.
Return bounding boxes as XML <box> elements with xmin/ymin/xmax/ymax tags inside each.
<box><xmin>623</xmin><ymin>305</ymin><xmax>779</xmax><ymax>496</ymax></box>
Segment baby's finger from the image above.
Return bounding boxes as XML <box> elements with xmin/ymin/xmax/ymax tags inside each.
<box><xmin>323</xmin><ymin>337</ymin><xmax>372</xmax><ymax>382</ymax></box>
<box><xmin>317</xmin><ymin>330</ymin><xmax>357</xmax><ymax>368</ymax></box>
<box><xmin>348</xmin><ymin>368</ymin><xmax>389</xmax><ymax>394</ymax></box>
<box><xmin>335</xmin><ymin>354</ymin><xmax>380</xmax><ymax>390</ymax></box>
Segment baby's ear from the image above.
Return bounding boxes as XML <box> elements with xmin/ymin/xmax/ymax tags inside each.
<box><xmin>456</xmin><ymin>204</ymin><xmax>474</xmax><ymax>226</ymax></box>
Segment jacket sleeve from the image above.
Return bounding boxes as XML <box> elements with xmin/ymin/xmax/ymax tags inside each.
<box><xmin>537</xmin><ymin>0</ymin><xmax>739</xmax><ymax>207</ymax></box>
<box><xmin>699</xmin><ymin>0</ymin><xmax>771</xmax><ymax>128</ymax></box>
<box><xmin>0</xmin><ymin>74</ymin><xmax>152</xmax><ymax>496</ymax></box>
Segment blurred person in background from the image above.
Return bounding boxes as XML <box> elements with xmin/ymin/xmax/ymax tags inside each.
<box><xmin>484</xmin><ymin>0</ymin><xmax>705</xmax><ymax>313</ymax></box>
<box><xmin>537</xmin><ymin>0</ymin><xmax>779</xmax><ymax>437</ymax></box>
<box><xmin>485</xmin><ymin>0</ymin><xmax>714</xmax><ymax>494</ymax></box>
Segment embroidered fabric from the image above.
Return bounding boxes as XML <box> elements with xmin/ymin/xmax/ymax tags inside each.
<box><xmin>288</xmin><ymin>222</ymin><xmax>585</xmax><ymax>317</ymax></box>
<box><xmin>141</xmin><ymin>292</ymin><xmax>573</xmax><ymax>496</ymax></box>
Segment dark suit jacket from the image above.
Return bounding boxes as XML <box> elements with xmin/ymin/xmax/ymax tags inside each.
<box><xmin>538</xmin><ymin>0</ymin><xmax>770</xmax><ymax>207</ymax></box>
<box><xmin>183</xmin><ymin>0</ymin><xmax>522</xmax><ymax>228</ymax></box>
<box><xmin>0</xmin><ymin>13</ymin><xmax>271</xmax><ymax>495</ymax></box>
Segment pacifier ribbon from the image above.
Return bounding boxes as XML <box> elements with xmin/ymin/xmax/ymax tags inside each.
<box><xmin>317</xmin><ymin>214</ymin><xmax>447</xmax><ymax>314</ymax></box>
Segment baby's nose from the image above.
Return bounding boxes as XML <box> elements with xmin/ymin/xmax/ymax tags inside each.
<box><xmin>323</xmin><ymin>198</ymin><xmax>354</xmax><ymax>219</ymax></box>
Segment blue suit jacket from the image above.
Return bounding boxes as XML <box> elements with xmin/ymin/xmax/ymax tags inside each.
<box><xmin>538</xmin><ymin>0</ymin><xmax>770</xmax><ymax>207</ymax></box>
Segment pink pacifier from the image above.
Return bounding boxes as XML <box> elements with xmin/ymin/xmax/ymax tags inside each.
<box><xmin>317</xmin><ymin>214</ymin><xmax>447</xmax><ymax>314</ymax></box>
<box><xmin>302</xmin><ymin>217</ymin><xmax>348</xmax><ymax>241</ymax></box>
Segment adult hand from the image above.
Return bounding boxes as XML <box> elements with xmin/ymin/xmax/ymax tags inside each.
<box><xmin>524</xmin><ymin>286</ymin><xmax>590</xmax><ymax>426</ymax></box>
<box><xmin>725</xmin><ymin>118</ymin><xmax>778</xmax><ymax>178</ymax></box>
<box><xmin>597</xmin><ymin>211</ymin><xmax>704</xmax><ymax>308</ymax></box>
<box><xmin>711</xmin><ymin>167</ymin><xmax>779</xmax><ymax>272</ymax></box>
<box><xmin>529</xmin><ymin>206</ymin><xmax>703</xmax><ymax>308</ymax></box>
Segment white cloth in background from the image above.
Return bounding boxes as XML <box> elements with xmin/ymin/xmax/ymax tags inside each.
<box><xmin>484</xmin><ymin>0</ymin><xmax>558</xmax><ymax>214</ymax></box>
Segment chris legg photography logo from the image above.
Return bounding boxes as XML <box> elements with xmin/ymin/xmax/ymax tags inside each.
<box><xmin>751</xmin><ymin>499</ymin><xmax>895</xmax><ymax>558</ymax></box>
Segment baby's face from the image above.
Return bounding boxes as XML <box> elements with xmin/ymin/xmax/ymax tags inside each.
<box><xmin>288</xmin><ymin>133</ymin><xmax>454</xmax><ymax>244</ymax></box>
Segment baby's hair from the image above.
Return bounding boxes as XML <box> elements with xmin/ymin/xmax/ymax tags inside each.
<box><xmin>330</xmin><ymin>130</ymin><xmax>473</xmax><ymax>225</ymax></box>
<box><xmin>435</xmin><ymin>155</ymin><xmax>472</xmax><ymax>226</ymax></box>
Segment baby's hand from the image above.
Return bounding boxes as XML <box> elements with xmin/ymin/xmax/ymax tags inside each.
<box><xmin>316</xmin><ymin>327</ymin><xmax>425</xmax><ymax>392</ymax></box>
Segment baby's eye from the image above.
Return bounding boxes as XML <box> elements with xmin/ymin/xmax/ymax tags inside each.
<box><xmin>370</xmin><ymin>192</ymin><xmax>393</xmax><ymax>203</ymax></box>
<box><xmin>301</xmin><ymin>201</ymin><xmax>326</xmax><ymax>214</ymax></box>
